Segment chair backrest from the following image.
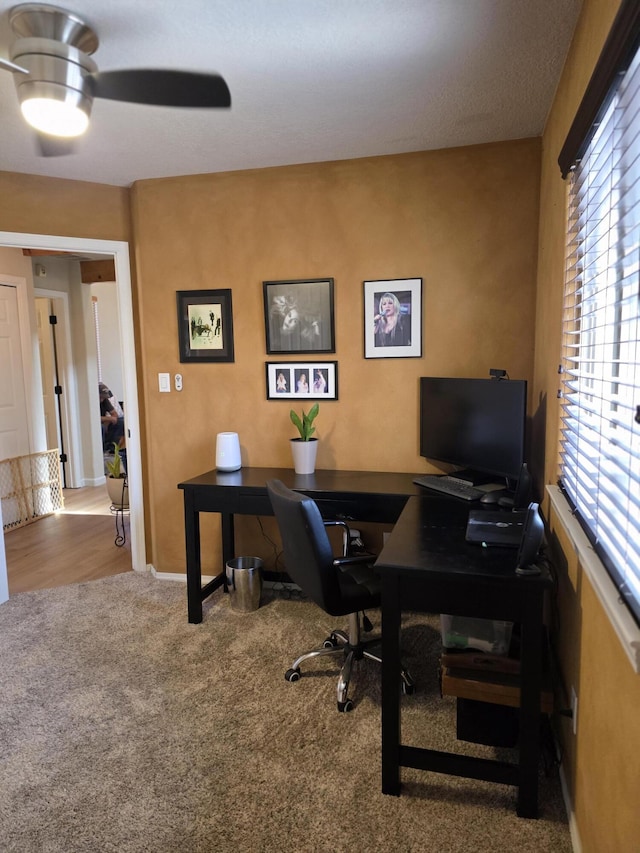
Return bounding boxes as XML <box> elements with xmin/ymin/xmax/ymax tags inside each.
<box><xmin>266</xmin><ymin>479</ymin><xmax>343</xmax><ymax>615</ymax></box>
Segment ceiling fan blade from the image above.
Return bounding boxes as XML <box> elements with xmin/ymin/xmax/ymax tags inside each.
<box><xmin>91</xmin><ymin>69</ymin><xmax>231</xmax><ymax>108</ymax></box>
<box><xmin>35</xmin><ymin>133</ymin><xmax>76</xmax><ymax>157</ymax></box>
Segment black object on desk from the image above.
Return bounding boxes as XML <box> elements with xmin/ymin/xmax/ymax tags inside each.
<box><xmin>375</xmin><ymin>495</ymin><xmax>552</xmax><ymax>818</ymax></box>
<box><xmin>465</xmin><ymin>507</ymin><xmax>527</xmax><ymax>546</ymax></box>
<box><xmin>178</xmin><ymin>467</ymin><xmax>421</xmax><ymax>624</ymax></box>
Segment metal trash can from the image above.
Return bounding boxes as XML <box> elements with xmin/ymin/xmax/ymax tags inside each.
<box><xmin>225</xmin><ymin>556</ymin><xmax>263</xmax><ymax>612</ymax></box>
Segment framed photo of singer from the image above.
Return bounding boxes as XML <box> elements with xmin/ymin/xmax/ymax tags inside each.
<box><xmin>363</xmin><ymin>278</ymin><xmax>422</xmax><ymax>358</ymax></box>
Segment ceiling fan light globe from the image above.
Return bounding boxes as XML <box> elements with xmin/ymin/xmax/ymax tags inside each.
<box><xmin>21</xmin><ymin>95</ymin><xmax>89</xmax><ymax>137</ymax></box>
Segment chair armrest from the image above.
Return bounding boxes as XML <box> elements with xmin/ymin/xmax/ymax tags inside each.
<box><xmin>324</xmin><ymin>519</ymin><xmax>350</xmax><ymax>535</ymax></box>
<box><xmin>324</xmin><ymin>519</ymin><xmax>351</xmax><ymax>557</ymax></box>
<box><xmin>324</xmin><ymin>520</ymin><xmax>374</xmax><ymax>562</ymax></box>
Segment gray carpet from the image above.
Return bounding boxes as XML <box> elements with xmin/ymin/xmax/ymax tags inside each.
<box><xmin>0</xmin><ymin>573</ymin><xmax>572</xmax><ymax>852</ymax></box>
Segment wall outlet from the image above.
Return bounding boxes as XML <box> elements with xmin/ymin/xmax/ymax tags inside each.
<box><xmin>571</xmin><ymin>686</ymin><xmax>578</xmax><ymax>735</ymax></box>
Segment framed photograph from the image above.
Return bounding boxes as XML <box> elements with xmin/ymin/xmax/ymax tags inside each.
<box><xmin>176</xmin><ymin>289</ymin><xmax>234</xmax><ymax>363</ymax></box>
<box><xmin>263</xmin><ymin>278</ymin><xmax>335</xmax><ymax>354</ymax></box>
<box><xmin>363</xmin><ymin>278</ymin><xmax>422</xmax><ymax>358</ymax></box>
<box><xmin>265</xmin><ymin>361</ymin><xmax>338</xmax><ymax>400</ymax></box>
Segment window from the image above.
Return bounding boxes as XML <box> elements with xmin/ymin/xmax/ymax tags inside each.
<box><xmin>559</xmin><ymin>4</ymin><xmax>640</xmax><ymax>627</ymax></box>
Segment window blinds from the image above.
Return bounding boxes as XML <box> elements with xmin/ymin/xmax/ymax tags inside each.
<box><xmin>560</xmin><ymin>45</ymin><xmax>640</xmax><ymax>626</ymax></box>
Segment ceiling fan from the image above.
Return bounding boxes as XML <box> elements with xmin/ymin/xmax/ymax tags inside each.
<box><xmin>0</xmin><ymin>3</ymin><xmax>231</xmax><ymax>156</ymax></box>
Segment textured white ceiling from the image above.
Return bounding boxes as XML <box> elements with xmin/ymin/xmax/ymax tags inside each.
<box><xmin>0</xmin><ymin>0</ymin><xmax>583</xmax><ymax>188</ymax></box>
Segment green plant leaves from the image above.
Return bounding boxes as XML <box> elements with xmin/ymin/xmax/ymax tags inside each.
<box><xmin>290</xmin><ymin>402</ymin><xmax>319</xmax><ymax>441</ymax></box>
<box><xmin>105</xmin><ymin>442</ymin><xmax>125</xmax><ymax>478</ymax></box>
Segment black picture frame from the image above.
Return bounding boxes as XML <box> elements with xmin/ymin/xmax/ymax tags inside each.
<box><xmin>263</xmin><ymin>278</ymin><xmax>335</xmax><ymax>354</ymax></box>
<box><xmin>265</xmin><ymin>361</ymin><xmax>338</xmax><ymax>400</ymax></box>
<box><xmin>176</xmin><ymin>289</ymin><xmax>234</xmax><ymax>363</ymax></box>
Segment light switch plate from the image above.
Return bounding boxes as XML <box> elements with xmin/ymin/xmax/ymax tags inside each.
<box><xmin>158</xmin><ymin>373</ymin><xmax>171</xmax><ymax>393</ymax></box>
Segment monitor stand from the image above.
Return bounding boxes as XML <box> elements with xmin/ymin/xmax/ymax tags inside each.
<box><xmin>447</xmin><ymin>469</ymin><xmax>496</xmax><ymax>487</ymax></box>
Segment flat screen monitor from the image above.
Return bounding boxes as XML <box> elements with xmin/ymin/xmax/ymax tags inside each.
<box><xmin>419</xmin><ymin>377</ymin><xmax>527</xmax><ymax>481</ymax></box>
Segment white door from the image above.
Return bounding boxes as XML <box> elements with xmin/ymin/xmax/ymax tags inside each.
<box><xmin>0</xmin><ymin>284</ymin><xmax>30</xmax><ymax>460</ymax></box>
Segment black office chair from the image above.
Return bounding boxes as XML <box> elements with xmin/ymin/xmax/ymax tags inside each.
<box><xmin>267</xmin><ymin>478</ymin><xmax>413</xmax><ymax>712</ymax></box>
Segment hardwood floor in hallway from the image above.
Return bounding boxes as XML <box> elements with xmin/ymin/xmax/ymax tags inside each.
<box><xmin>5</xmin><ymin>485</ymin><xmax>132</xmax><ymax>594</ymax></box>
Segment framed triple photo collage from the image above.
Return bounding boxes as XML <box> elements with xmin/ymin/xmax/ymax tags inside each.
<box><xmin>265</xmin><ymin>361</ymin><xmax>338</xmax><ymax>400</ymax></box>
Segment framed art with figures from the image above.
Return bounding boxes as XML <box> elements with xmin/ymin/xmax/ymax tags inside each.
<box><xmin>176</xmin><ymin>289</ymin><xmax>234</xmax><ymax>363</ymax></box>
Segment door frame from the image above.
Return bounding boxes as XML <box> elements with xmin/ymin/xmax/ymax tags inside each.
<box><xmin>0</xmin><ymin>231</ymin><xmax>147</xmax><ymax>576</ymax></box>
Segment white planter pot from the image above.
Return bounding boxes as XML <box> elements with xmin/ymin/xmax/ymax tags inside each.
<box><xmin>106</xmin><ymin>476</ymin><xmax>129</xmax><ymax>509</ymax></box>
<box><xmin>290</xmin><ymin>438</ymin><xmax>318</xmax><ymax>475</ymax></box>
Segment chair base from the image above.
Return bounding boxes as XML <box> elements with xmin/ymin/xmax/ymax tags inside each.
<box><xmin>284</xmin><ymin>611</ymin><xmax>414</xmax><ymax>712</ymax></box>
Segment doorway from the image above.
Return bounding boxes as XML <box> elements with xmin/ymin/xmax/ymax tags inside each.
<box><xmin>0</xmin><ymin>280</ymin><xmax>31</xmax><ymax>460</ymax></box>
<box><xmin>0</xmin><ymin>232</ymin><xmax>145</xmax><ymax>596</ymax></box>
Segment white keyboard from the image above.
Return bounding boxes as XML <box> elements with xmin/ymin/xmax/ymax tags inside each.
<box><xmin>413</xmin><ymin>475</ymin><xmax>485</xmax><ymax>501</ymax></box>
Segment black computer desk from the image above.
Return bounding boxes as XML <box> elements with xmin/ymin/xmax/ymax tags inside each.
<box><xmin>178</xmin><ymin>467</ymin><xmax>419</xmax><ymax>624</ymax></box>
<box><xmin>178</xmin><ymin>467</ymin><xmax>550</xmax><ymax>817</ymax></box>
<box><xmin>375</xmin><ymin>494</ymin><xmax>552</xmax><ymax>818</ymax></box>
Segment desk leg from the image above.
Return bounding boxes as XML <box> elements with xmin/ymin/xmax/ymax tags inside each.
<box><xmin>221</xmin><ymin>512</ymin><xmax>235</xmax><ymax>593</ymax></box>
<box><xmin>381</xmin><ymin>573</ymin><xmax>402</xmax><ymax>795</ymax></box>
<box><xmin>184</xmin><ymin>494</ymin><xmax>203</xmax><ymax>624</ymax></box>
<box><xmin>517</xmin><ymin>594</ymin><xmax>544</xmax><ymax>818</ymax></box>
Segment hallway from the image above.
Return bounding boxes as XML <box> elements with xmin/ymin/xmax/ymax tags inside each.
<box><xmin>5</xmin><ymin>486</ymin><xmax>132</xmax><ymax>594</ymax></box>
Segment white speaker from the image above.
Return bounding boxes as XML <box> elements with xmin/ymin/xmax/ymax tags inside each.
<box><xmin>216</xmin><ymin>432</ymin><xmax>241</xmax><ymax>472</ymax></box>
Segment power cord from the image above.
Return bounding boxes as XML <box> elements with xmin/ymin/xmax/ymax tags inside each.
<box><xmin>255</xmin><ymin>516</ymin><xmax>307</xmax><ymax>601</ymax></box>
<box><xmin>256</xmin><ymin>515</ymin><xmax>283</xmax><ymax>573</ymax></box>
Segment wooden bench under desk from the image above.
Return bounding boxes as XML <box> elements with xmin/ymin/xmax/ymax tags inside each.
<box><xmin>440</xmin><ymin>657</ymin><xmax>554</xmax><ymax>714</ymax></box>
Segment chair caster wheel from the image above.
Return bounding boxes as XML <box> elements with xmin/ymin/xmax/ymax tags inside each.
<box><xmin>337</xmin><ymin>699</ymin><xmax>353</xmax><ymax>712</ymax></box>
<box><xmin>285</xmin><ymin>668</ymin><xmax>301</xmax><ymax>683</ymax></box>
<box><xmin>323</xmin><ymin>634</ymin><xmax>339</xmax><ymax>648</ymax></box>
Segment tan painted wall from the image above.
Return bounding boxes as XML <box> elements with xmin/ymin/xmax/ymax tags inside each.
<box><xmin>0</xmin><ymin>171</ymin><xmax>131</xmax><ymax>242</ymax></box>
<box><xmin>130</xmin><ymin>141</ymin><xmax>541</xmax><ymax>573</ymax></box>
<box><xmin>535</xmin><ymin>0</ymin><xmax>640</xmax><ymax>850</ymax></box>
<box><xmin>0</xmin><ymin>245</ymin><xmax>33</xmax><ymax>279</ymax></box>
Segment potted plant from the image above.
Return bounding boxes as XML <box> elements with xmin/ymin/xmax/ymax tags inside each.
<box><xmin>289</xmin><ymin>403</ymin><xmax>319</xmax><ymax>474</ymax></box>
<box><xmin>105</xmin><ymin>442</ymin><xmax>129</xmax><ymax>508</ymax></box>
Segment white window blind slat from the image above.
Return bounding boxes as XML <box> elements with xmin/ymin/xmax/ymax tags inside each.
<box><xmin>560</xmin><ymin>44</ymin><xmax>640</xmax><ymax>628</ymax></box>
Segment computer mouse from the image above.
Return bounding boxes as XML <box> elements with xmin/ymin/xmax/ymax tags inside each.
<box><xmin>480</xmin><ymin>491</ymin><xmax>502</xmax><ymax>504</ymax></box>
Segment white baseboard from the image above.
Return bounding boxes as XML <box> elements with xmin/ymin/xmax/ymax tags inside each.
<box><xmin>149</xmin><ymin>569</ymin><xmax>301</xmax><ymax>593</ymax></box>
<box><xmin>150</xmin><ymin>568</ymin><xmax>216</xmax><ymax>584</ymax></box>
<box><xmin>559</xmin><ymin>763</ymin><xmax>581</xmax><ymax>852</ymax></box>
<box><xmin>82</xmin><ymin>476</ymin><xmax>106</xmax><ymax>487</ymax></box>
